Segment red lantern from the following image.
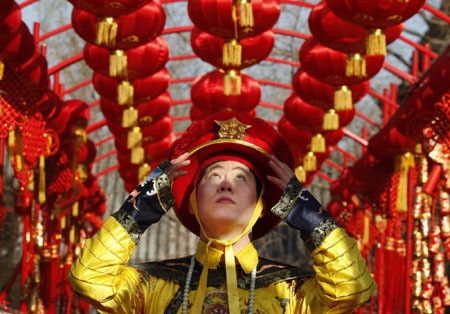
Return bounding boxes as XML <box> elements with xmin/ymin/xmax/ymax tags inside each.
<box><xmin>292</xmin><ymin>68</ymin><xmax>370</xmax><ymax>110</ymax></box>
<box><xmin>68</xmin><ymin>0</ymin><xmax>151</xmax><ymax>16</ymax></box>
<box><xmin>188</xmin><ymin>0</ymin><xmax>281</xmax><ymax>39</ymax></box>
<box><xmin>190</xmin><ymin>105</ymin><xmax>257</xmax><ymax>121</ymax></box>
<box><xmin>191</xmin><ymin>69</ymin><xmax>261</xmax><ymax>114</ymax></box>
<box><xmin>92</xmin><ymin>67</ymin><xmax>170</xmax><ymax>104</ymax></box>
<box><xmin>20</xmin><ymin>52</ymin><xmax>49</xmax><ymax>87</ymax></box>
<box><xmin>191</xmin><ymin>27</ymin><xmax>274</xmax><ymax>70</ymax></box>
<box><xmin>309</xmin><ymin>1</ymin><xmax>404</xmax><ymax>54</ymax></box>
<box><xmin>299</xmin><ymin>37</ymin><xmax>384</xmax><ymax>86</ymax></box>
<box><xmin>0</xmin><ymin>23</ymin><xmax>35</xmax><ymax>64</ymax></box>
<box><xmin>48</xmin><ymin>100</ymin><xmax>90</xmax><ymax>138</ymax></box>
<box><xmin>83</xmin><ymin>36</ymin><xmax>168</xmax><ymax>80</ymax></box>
<box><xmin>71</xmin><ymin>2</ymin><xmax>165</xmax><ymax>49</ymax></box>
<box><xmin>0</xmin><ymin>2</ymin><xmax>21</xmax><ymax>43</ymax></box>
<box><xmin>99</xmin><ymin>91</ymin><xmax>171</xmax><ymax>127</ymax></box>
<box><xmin>368</xmin><ymin>122</ymin><xmax>416</xmax><ymax>160</ymax></box>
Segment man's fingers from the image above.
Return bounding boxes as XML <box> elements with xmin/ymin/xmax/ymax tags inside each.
<box><xmin>267</xmin><ymin>175</ymin><xmax>286</xmax><ymax>191</ymax></box>
<box><xmin>170</xmin><ymin>152</ymin><xmax>189</xmax><ymax>165</ymax></box>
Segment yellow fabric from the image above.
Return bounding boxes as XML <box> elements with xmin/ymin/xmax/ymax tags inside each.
<box><xmin>69</xmin><ymin>216</ymin><xmax>377</xmax><ymax>313</ymax></box>
<box><xmin>189</xmin><ymin>189</ymin><xmax>263</xmax><ymax>314</ymax></box>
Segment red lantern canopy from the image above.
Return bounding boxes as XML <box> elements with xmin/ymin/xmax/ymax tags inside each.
<box><xmin>71</xmin><ymin>2</ymin><xmax>166</xmax><ymax>49</ymax></box>
<box><xmin>191</xmin><ymin>27</ymin><xmax>274</xmax><ymax>70</ymax></box>
<box><xmin>99</xmin><ymin>91</ymin><xmax>171</xmax><ymax>127</ymax></box>
<box><xmin>92</xmin><ymin>68</ymin><xmax>170</xmax><ymax>104</ymax></box>
<box><xmin>0</xmin><ymin>2</ymin><xmax>21</xmax><ymax>43</ymax></box>
<box><xmin>83</xmin><ymin>36</ymin><xmax>168</xmax><ymax>80</ymax></box>
<box><xmin>191</xmin><ymin>69</ymin><xmax>261</xmax><ymax>114</ymax></box>
<box><xmin>188</xmin><ymin>0</ymin><xmax>281</xmax><ymax>39</ymax></box>
<box><xmin>68</xmin><ymin>0</ymin><xmax>151</xmax><ymax>16</ymax></box>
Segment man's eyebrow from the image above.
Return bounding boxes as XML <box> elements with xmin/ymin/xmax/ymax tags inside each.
<box><xmin>232</xmin><ymin>167</ymin><xmax>252</xmax><ymax>176</ymax></box>
<box><xmin>205</xmin><ymin>164</ymin><xmax>224</xmax><ymax>174</ymax></box>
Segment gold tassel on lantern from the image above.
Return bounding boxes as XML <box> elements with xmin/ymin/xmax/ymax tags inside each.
<box><xmin>334</xmin><ymin>86</ymin><xmax>353</xmax><ymax>111</ymax></box>
<box><xmin>239</xmin><ymin>0</ymin><xmax>254</xmax><ymax>27</ymax></box>
<box><xmin>323</xmin><ymin>109</ymin><xmax>339</xmax><ymax>130</ymax></box>
<box><xmin>295</xmin><ymin>166</ymin><xmax>306</xmax><ymax>183</ymax></box>
<box><xmin>118</xmin><ymin>81</ymin><xmax>134</xmax><ymax>105</ymax></box>
<box><xmin>38</xmin><ymin>155</ymin><xmax>45</xmax><ymax>204</ymax></box>
<box><xmin>13</xmin><ymin>129</ymin><xmax>24</xmax><ymax>171</ymax></box>
<box><xmin>131</xmin><ymin>146</ymin><xmax>145</xmax><ymax>164</ymax></box>
<box><xmin>0</xmin><ymin>61</ymin><xmax>4</xmax><ymax>80</ymax></box>
<box><xmin>311</xmin><ymin>134</ymin><xmax>326</xmax><ymax>153</ymax></box>
<box><xmin>303</xmin><ymin>152</ymin><xmax>317</xmax><ymax>172</ymax></box>
<box><xmin>109</xmin><ymin>50</ymin><xmax>128</xmax><ymax>77</ymax></box>
<box><xmin>77</xmin><ymin>164</ymin><xmax>88</xmax><ymax>183</ymax></box>
<box><xmin>395</xmin><ymin>152</ymin><xmax>415</xmax><ymax>212</ymax></box>
<box><xmin>72</xmin><ymin>201</ymin><xmax>79</xmax><ymax>218</ymax></box>
<box><xmin>122</xmin><ymin>107</ymin><xmax>138</xmax><ymax>128</ymax></box>
<box><xmin>346</xmin><ymin>53</ymin><xmax>367</xmax><ymax>77</ymax></box>
<box><xmin>127</xmin><ymin>127</ymin><xmax>142</xmax><ymax>149</ymax></box>
<box><xmin>95</xmin><ymin>17</ymin><xmax>118</xmax><ymax>47</ymax></box>
<box><xmin>366</xmin><ymin>28</ymin><xmax>386</xmax><ymax>56</ymax></box>
<box><xmin>223</xmin><ymin>39</ymin><xmax>242</xmax><ymax>67</ymax></box>
<box><xmin>139</xmin><ymin>163</ymin><xmax>152</xmax><ymax>182</ymax></box>
<box><xmin>224</xmin><ymin>70</ymin><xmax>241</xmax><ymax>95</ymax></box>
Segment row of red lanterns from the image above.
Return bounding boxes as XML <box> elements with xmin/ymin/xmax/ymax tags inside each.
<box><xmin>69</xmin><ymin>0</ymin><xmax>176</xmax><ymax>189</ymax></box>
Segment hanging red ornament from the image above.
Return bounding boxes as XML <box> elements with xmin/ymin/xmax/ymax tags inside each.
<box><xmin>68</xmin><ymin>0</ymin><xmax>152</xmax><ymax>16</ymax></box>
<box><xmin>71</xmin><ymin>2</ymin><xmax>165</xmax><ymax>49</ymax></box>
<box><xmin>0</xmin><ymin>23</ymin><xmax>35</xmax><ymax>65</ymax></box>
<box><xmin>368</xmin><ymin>123</ymin><xmax>416</xmax><ymax>160</ymax></box>
<box><xmin>188</xmin><ymin>0</ymin><xmax>281</xmax><ymax>39</ymax></box>
<box><xmin>19</xmin><ymin>52</ymin><xmax>49</xmax><ymax>87</ymax></box>
<box><xmin>47</xmin><ymin>100</ymin><xmax>90</xmax><ymax>139</ymax></box>
<box><xmin>83</xmin><ymin>36</ymin><xmax>168</xmax><ymax>80</ymax></box>
<box><xmin>0</xmin><ymin>2</ymin><xmax>21</xmax><ymax>44</ymax></box>
<box><xmin>92</xmin><ymin>68</ymin><xmax>170</xmax><ymax>104</ymax></box>
<box><xmin>191</xmin><ymin>69</ymin><xmax>260</xmax><ymax>114</ymax></box>
<box><xmin>190</xmin><ymin>27</ymin><xmax>274</xmax><ymax>70</ymax></box>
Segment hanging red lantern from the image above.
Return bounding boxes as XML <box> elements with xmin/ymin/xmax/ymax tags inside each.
<box><xmin>191</xmin><ymin>69</ymin><xmax>260</xmax><ymax>114</ymax></box>
<box><xmin>92</xmin><ymin>67</ymin><xmax>170</xmax><ymax>104</ymax></box>
<box><xmin>71</xmin><ymin>2</ymin><xmax>165</xmax><ymax>49</ymax></box>
<box><xmin>0</xmin><ymin>2</ymin><xmax>21</xmax><ymax>43</ymax></box>
<box><xmin>189</xmin><ymin>105</ymin><xmax>257</xmax><ymax>121</ymax></box>
<box><xmin>188</xmin><ymin>0</ymin><xmax>281</xmax><ymax>39</ymax></box>
<box><xmin>368</xmin><ymin>122</ymin><xmax>416</xmax><ymax>160</ymax></box>
<box><xmin>0</xmin><ymin>23</ymin><xmax>35</xmax><ymax>65</ymax></box>
<box><xmin>68</xmin><ymin>0</ymin><xmax>151</xmax><ymax>16</ymax></box>
<box><xmin>48</xmin><ymin>100</ymin><xmax>90</xmax><ymax>138</ymax></box>
<box><xmin>284</xmin><ymin>93</ymin><xmax>355</xmax><ymax>132</ymax></box>
<box><xmin>99</xmin><ymin>91</ymin><xmax>171</xmax><ymax>127</ymax></box>
<box><xmin>83</xmin><ymin>36</ymin><xmax>168</xmax><ymax>80</ymax></box>
<box><xmin>292</xmin><ymin>67</ymin><xmax>370</xmax><ymax>110</ymax></box>
<box><xmin>20</xmin><ymin>52</ymin><xmax>49</xmax><ymax>87</ymax></box>
<box><xmin>191</xmin><ymin>27</ymin><xmax>274</xmax><ymax>70</ymax></box>
<box><xmin>299</xmin><ymin>37</ymin><xmax>384</xmax><ymax>86</ymax></box>
<box><xmin>309</xmin><ymin>1</ymin><xmax>405</xmax><ymax>54</ymax></box>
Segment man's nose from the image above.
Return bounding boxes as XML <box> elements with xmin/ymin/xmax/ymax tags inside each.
<box><xmin>218</xmin><ymin>178</ymin><xmax>233</xmax><ymax>192</ymax></box>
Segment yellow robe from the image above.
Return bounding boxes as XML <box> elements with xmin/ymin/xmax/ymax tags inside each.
<box><xmin>69</xmin><ymin>216</ymin><xmax>376</xmax><ymax>313</ymax></box>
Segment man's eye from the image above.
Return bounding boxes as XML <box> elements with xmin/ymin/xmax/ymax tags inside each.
<box><xmin>211</xmin><ymin>173</ymin><xmax>220</xmax><ymax>178</ymax></box>
<box><xmin>236</xmin><ymin>175</ymin><xmax>246</xmax><ymax>181</ymax></box>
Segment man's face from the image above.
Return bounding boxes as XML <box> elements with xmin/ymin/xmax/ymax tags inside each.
<box><xmin>195</xmin><ymin>160</ymin><xmax>258</xmax><ymax>238</ymax></box>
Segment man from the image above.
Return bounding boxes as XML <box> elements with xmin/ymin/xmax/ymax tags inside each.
<box><xmin>69</xmin><ymin>112</ymin><xmax>376</xmax><ymax>313</ymax></box>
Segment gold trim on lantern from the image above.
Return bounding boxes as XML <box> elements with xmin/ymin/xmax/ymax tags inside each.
<box><xmin>139</xmin><ymin>163</ymin><xmax>152</xmax><ymax>182</ymax></box>
<box><xmin>223</xmin><ymin>70</ymin><xmax>241</xmax><ymax>95</ymax></box>
<box><xmin>334</xmin><ymin>86</ymin><xmax>353</xmax><ymax>111</ymax></box>
<box><xmin>127</xmin><ymin>126</ymin><xmax>142</xmax><ymax>149</ymax></box>
<box><xmin>96</xmin><ymin>17</ymin><xmax>118</xmax><ymax>48</ymax></box>
<box><xmin>345</xmin><ymin>53</ymin><xmax>367</xmax><ymax>78</ymax></box>
<box><xmin>323</xmin><ymin>109</ymin><xmax>339</xmax><ymax>130</ymax></box>
<box><xmin>366</xmin><ymin>28</ymin><xmax>386</xmax><ymax>56</ymax></box>
<box><xmin>118</xmin><ymin>81</ymin><xmax>134</xmax><ymax>105</ymax></box>
<box><xmin>295</xmin><ymin>166</ymin><xmax>306</xmax><ymax>183</ymax></box>
<box><xmin>311</xmin><ymin>134</ymin><xmax>326</xmax><ymax>153</ymax></box>
<box><xmin>303</xmin><ymin>152</ymin><xmax>317</xmax><ymax>172</ymax></box>
<box><xmin>223</xmin><ymin>39</ymin><xmax>242</xmax><ymax>67</ymax></box>
<box><xmin>122</xmin><ymin>107</ymin><xmax>138</xmax><ymax>128</ymax></box>
<box><xmin>239</xmin><ymin>0</ymin><xmax>254</xmax><ymax>27</ymax></box>
<box><xmin>131</xmin><ymin>146</ymin><xmax>145</xmax><ymax>164</ymax></box>
<box><xmin>110</xmin><ymin>50</ymin><xmax>128</xmax><ymax>77</ymax></box>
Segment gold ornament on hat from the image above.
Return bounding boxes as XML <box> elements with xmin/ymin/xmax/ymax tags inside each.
<box><xmin>215</xmin><ymin>117</ymin><xmax>251</xmax><ymax>140</ymax></box>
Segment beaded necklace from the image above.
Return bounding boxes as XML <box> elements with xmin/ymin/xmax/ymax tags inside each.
<box><xmin>181</xmin><ymin>255</ymin><xmax>257</xmax><ymax>314</ymax></box>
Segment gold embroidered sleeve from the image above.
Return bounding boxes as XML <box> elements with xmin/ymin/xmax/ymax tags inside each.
<box><xmin>295</xmin><ymin>228</ymin><xmax>376</xmax><ymax>313</ymax></box>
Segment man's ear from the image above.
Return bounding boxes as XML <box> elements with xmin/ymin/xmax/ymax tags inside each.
<box><xmin>188</xmin><ymin>205</ymin><xmax>194</xmax><ymax>215</ymax></box>
<box><xmin>259</xmin><ymin>200</ymin><xmax>267</xmax><ymax>218</ymax></box>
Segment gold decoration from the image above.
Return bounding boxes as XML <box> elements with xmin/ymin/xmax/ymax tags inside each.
<box><xmin>366</xmin><ymin>28</ymin><xmax>386</xmax><ymax>56</ymax></box>
<box><xmin>311</xmin><ymin>134</ymin><xmax>326</xmax><ymax>153</ymax></box>
<box><xmin>96</xmin><ymin>17</ymin><xmax>118</xmax><ymax>47</ymax></box>
<box><xmin>323</xmin><ymin>109</ymin><xmax>339</xmax><ymax>130</ymax></box>
<box><xmin>139</xmin><ymin>163</ymin><xmax>152</xmax><ymax>182</ymax></box>
<box><xmin>131</xmin><ymin>146</ymin><xmax>144</xmax><ymax>164</ymax></box>
<box><xmin>395</xmin><ymin>152</ymin><xmax>415</xmax><ymax>212</ymax></box>
<box><xmin>346</xmin><ymin>53</ymin><xmax>367</xmax><ymax>77</ymax></box>
<box><xmin>334</xmin><ymin>86</ymin><xmax>353</xmax><ymax>111</ymax></box>
<box><xmin>303</xmin><ymin>152</ymin><xmax>317</xmax><ymax>172</ymax></box>
<box><xmin>38</xmin><ymin>155</ymin><xmax>45</xmax><ymax>204</ymax></box>
<box><xmin>0</xmin><ymin>61</ymin><xmax>4</xmax><ymax>80</ymax></box>
<box><xmin>295</xmin><ymin>166</ymin><xmax>306</xmax><ymax>183</ymax></box>
<box><xmin>127</xmin><ymin>126</ymin><xmax>142</xmax><ymax>149</ymax></box>
<box><xmin>224</xmin><ymin>70</ymin><xmax>241</xmax><ymax>95</ymax></box>
<box><xmin>118</xmin><ymin>81</ymin><xmax>134</xmax><ymax>105</ymax></box>
<box><xmin>223</xmin><ymin>39</ymin><xmax>242</xmax><ymax>67</ymax></box>
<box><xmin>239</xmin><ymin>1</ymin><xmax>254</xmax><ymax>27</ymax></box>
<box><xmin>215</xmin><ymin>117</ymin><xmax>251</xmax><ymax>140</ymax></box>
<box><xmin>122</xmin><ymin>107</ymin><xmax>138</xmax><ymax>128</ymax></box>
<box><xmin>109</xmin><ymin>50</ymin><xmax>128</xmax><ymax>77</ymax></box>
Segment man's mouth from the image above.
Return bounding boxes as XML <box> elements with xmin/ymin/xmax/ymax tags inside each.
<box><xmin>216</xmin><ymin>196</ymin><xmax>235</xmax><ymax>204</ymax></box>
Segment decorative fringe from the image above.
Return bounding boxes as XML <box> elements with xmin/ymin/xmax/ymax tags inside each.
<box><xmin>61</xmin><ymin>215</ymin><xmax>66</xmax><ymax>230</ymax></box>
<box><xmin>9</xmin><ymin>129</ymin><xmax>24</xmax><ymax>171</ymax></box>
<box><xmin>295</xmin><ymin>166</ymin><xmax>306</xmax><ymax>183</ymax></box>
<box><xmin>77</xmin><ymin>164</ymin><xmax>88</xmax><ymax>183</ymax></box>
<box><xmin>419</xmin><ymin>156</ymin><xmax>428</xmax><ymax>184</ymax></box>
<box><xmin>334</xmin><ymin>86</ymin><xmax>353</xmax><ymax>111</ymax></box>
<box><xmin>127</xmin><ymin>127</ymin><xmax>142</xmax><ymax>149</ymax></box>
<box><xmin>131</xmin><ymin>146</ymin><xmax>144</xmax><ymax>164</ymax></box>
<box><xmin>346</xmin><ymin>53</ymin><xmax>367</xmax><ymax>77</ymax></box>
<box><xmin>122</xmin><ymin>107</ymin><xmax>138</xmax><ymax>128</ymax></box>
<box><xmin>239</xmin><ymin>2</ymin><xmax>254</xmax><ymax>27</ymax></box>
<box><xmin>109</xmin><ymin>50</ymin><xmax>128</xmax><ymax>77</ymax></box>
<box><xmin>0</xmin><ymin>61</ymin><xmax>4</xmax><ymax>80</ymax></box>
<box><xmin>118</xmin><ymin>81</ymin><xmax>134</xmax><ymax>105</ymax></box>
<box><xmin>38</xmin><ymin>155</ymin><xmax>45</xmax><ymax>204</ymax></box>
<box><xmin>72</xmin><ymin>201</ymin><xmax>79</xmax><ymax>218</ymax></box>
<box><xmin>69</xmin><ymin>224</ymin><xmax>76</xmax><ymax>244</ymax></box>
<box><xmin>323</xmin><ymin>109</ymin><xmax>339</xmax><ymax>130</ymax></box>
<box><xmin>73</xmin><ymin>127</ymin><xmax>87</xmax><ymax>143</ymax></box>
<box><xmin>363</xmin><ymin>215</ymin><xmax>370</xmax><ymax>245</ymax></box>
<box><xmin>311</xmin><ymin>134</ymin><xmax>326</xmax><ymax>153</ymax></box>
<box><xmin>395</xmin><ymin>153</ymin><xmax>415</xmax><ymax>212</ymax></box>
<box><xmin>303</xmin><ymin>152</ymin><xmax>317</xmax><ymax>172</ymax></box>
<box><xmin>366</xmin><ymin>28</ymin><xmax>386</xmax><ymax>56</ymax></box>
<box><xmin>223</xmin><ymin>40</ymin><xmax>242</xmax><ymax>67</ymax></box>
<box><xmin>224</xmin><ymin>70</ymin><xmax>241</xmax><ymax>95</ymax></box>
<box><xmin>95</xmin><ymin>17</ymin><xmax>118</xmax><ymax>47</ymax></box>
<box><xmin>139</xmin><ymin>163</ymin><xmax>152</xmax><ymax>182</ymax></box>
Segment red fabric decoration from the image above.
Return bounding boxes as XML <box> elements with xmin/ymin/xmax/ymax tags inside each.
<box><xmin>299</xmin><ymin>37</ymin><xmax>384</xmax><ymax>86</ymax></box>
<box><xmin>190</xmin><ymin>106</ymin><xmax>257</xmax><ymax>120</ymax></box>
<box><xmin>284</xmin><ymin>93</ymin><xmax>355</xmax><ymax>132</ymax></box>
<box><xmin>292</xmin><ymin>68</ymin><xmax>370</xmax><ymax>109</ymax></box>
<box><xmin>71</xmin><ymin>2</ymin><xmax>165</xmax><ymax>49</ymax></box>
<box><xmin>368</xmin><ymin>123</ymin><xmax>416</xmax><ymax>160</ymax></box>
<box><xmin>309</xmin><ymin>1</ymin><xmax>404</xmax><ymax>54</ymax></box>
<box><xmin>99</xmin><ymin>91</ymin><xmax>171</xmax><ymax>126</ymax></box>
<box><xmin>19</xmin><ymin>52</ymin><xmax>49</xmax><ymax>87</ymax></box>
<box><xmin>190</xmin><ymin>27</ymin><xmax>275</xmax><ymax>70</ymax></box>
<box><xmin>0</xmin><ymin>23</ymin><xmax>35</xmax><ymax>65</ymax></box>
<box><xmin>0</xmin><ymin>2</ymin><xmax>21</xmax><ymax>44</ymax></box>
<box><xmin>68</xmin><ymin>0</ymin><xmax>151</xmax><ymax>16</ymax></box>
<box><xmin>191</xmin><ymin>69</ymin><xmax>260</xmax><ymax>114</ymax></box>
<box><xmin>108</xmin><ymin>115</ymin><xmax>173</xmax><ymax>145</ymax></box>
<box><xmin>83</xmin><ymin>36</ymin><xmax>168</xmax><ymax>80</ymax></box>
<box><xmin>188</xmin><ymin>0</ymin><xmax>281</xmax><ymax>39</ymax></box>
<box><xmin>47</xmin><ymin>100</ymin><xmax>90</xmax><ymax>138</ymax></box>
<box><xmin>92</xmin><ymin>68</ymin><xmax>170</xmax><ymax>104</ymax></box>
<box><xmin>325</xmin><ymin>0</ymin><xmax>425</xmax><ymax>29</ymax></box>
